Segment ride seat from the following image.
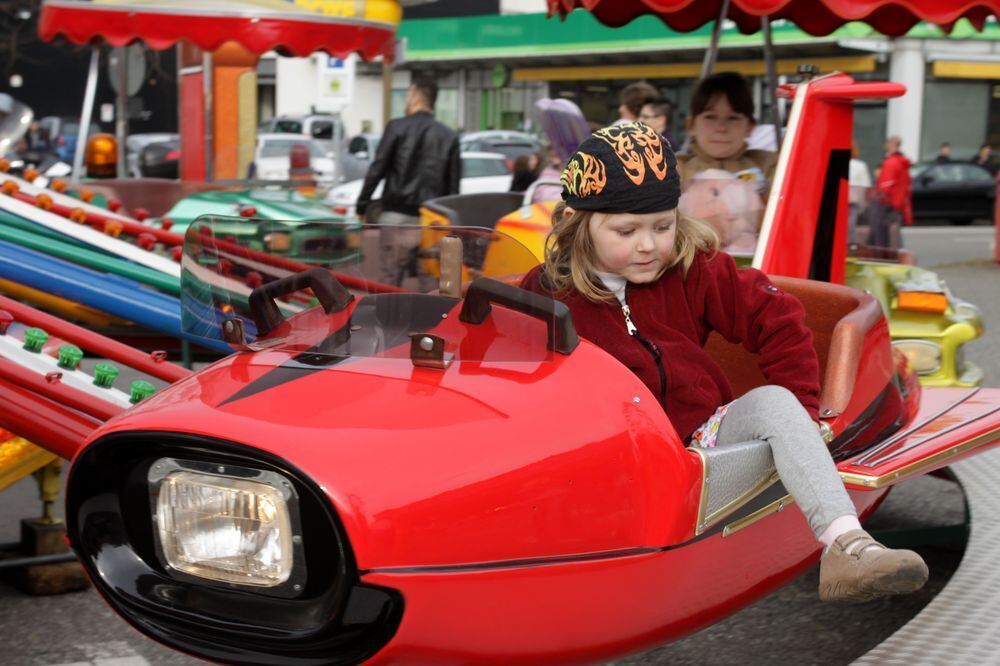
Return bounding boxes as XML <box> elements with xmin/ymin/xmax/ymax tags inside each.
<box><xmin>703</xmin><ymin>275</ymin><xmax>884</xmax><ymax>418</ymax></box>
<box><xmin>423</xmin><ymin>193</ymin><xmax>525</xmax><ymax>270</ymax></box>
<box><xmin>423</xmin><ymin>192</ymin><xmax>524</xmax><ymax>231</ymax></box>
<box><xmin>694</xmin><ymin>277</ymin><xmax>883</xmax><ymax>533</ymax></box>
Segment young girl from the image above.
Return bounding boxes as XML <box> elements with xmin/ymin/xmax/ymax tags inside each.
<box><xmin>520</xmin><ymin>122</ymin><xmax>928</xmax><ymax>603</ymax></box>
<box><xmin>678</xmin><ymin>71</ymin><xmax>776</xmax><ymax>190</ymax></box>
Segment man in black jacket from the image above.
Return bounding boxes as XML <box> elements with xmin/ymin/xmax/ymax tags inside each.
<box><xmin>357</xmin><ymin>76</ymin><xmax>461</xmax><ymax>286</ymax></box>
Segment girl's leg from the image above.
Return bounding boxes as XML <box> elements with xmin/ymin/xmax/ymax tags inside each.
<box><xmin>714</xmin><ymin>385</ymin><xmax>856</xmax><ymax>539</ymax></box>
<box><xmin>714</xmin><ymin>385</ymin><xmax>928</xmax><ymax>602</ymax></box>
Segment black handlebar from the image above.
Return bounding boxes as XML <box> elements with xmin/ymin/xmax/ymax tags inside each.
<box><xmin>249</xmin><ymin>268</ymin><xmax>354</xmax><ymax>336</ymax></box>
<box><xmin>459</xmin><ymin>278</ymin><xmax>579</xmax><ymax>354</ymax></box>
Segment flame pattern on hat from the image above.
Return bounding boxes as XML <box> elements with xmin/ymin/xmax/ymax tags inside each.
<box><xmin>594</xmin><ymin>122</ymin><xmax>669</xmax><ymax>185</ymax></box>
<box><xmin>561</xmin><ymin>152</ymin><xmax>607</xmax><ymax>197</ymax></box>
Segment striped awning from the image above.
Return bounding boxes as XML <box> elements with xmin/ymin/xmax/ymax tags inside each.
<box><xmin>39</xmin><ymin>0</ymin><xmax>405</xmax><ymax>60</ymax></box>
<box><xmin>547</xmin><ymin>0</ymin><xmax>1000</xmax><ymax>36</ymax></box>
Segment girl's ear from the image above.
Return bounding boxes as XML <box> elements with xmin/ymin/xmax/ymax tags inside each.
<box><xmin>562</xmin><ymin>206</ymin><xmax>576</xmax><ymax>219</ymax></box>
<box><xmin>685</xmin><ymin>115</ymin><xmax>694</xmax><ymax>132</ymax></box>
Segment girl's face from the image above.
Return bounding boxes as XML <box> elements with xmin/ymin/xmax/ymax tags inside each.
<box><xmin>588</xmin><ymin>209</ymin><xmax>677</xmax><ymax>283</ymax></box>
<box><xmin>688</xmin><ymin>94</ymin><xmax>753</xmax><ymax>159</ymax></box>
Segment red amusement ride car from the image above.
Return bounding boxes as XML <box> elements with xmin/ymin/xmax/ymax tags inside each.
<box><xmin>0</xmin><ymin>1</ymin><xmax>998</xmax><ymax>665</ymax></box>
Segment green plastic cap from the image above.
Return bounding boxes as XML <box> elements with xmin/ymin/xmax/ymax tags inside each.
<box><xmin>129</xmin><ymin>380</ymin><xmax>156</xmax><ymax>404</ymax></box>
<box><xmin>23</xmin><ymin>327</ymin><xmax>48</xmax><ymax>353</ymax></box>
<box><xmin>57</xmin><ymin>345</ymin><xmax>84</xmax><ymax>370</ymax></box>
<box><xmin>93</xmin><ymin>362</ymin><xmax>120</xmax><ymax>388</ymax></box>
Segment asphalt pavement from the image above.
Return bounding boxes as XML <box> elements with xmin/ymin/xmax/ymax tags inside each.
<box><xmin>0</xmin><ymin>225</ymin><xmax>997</xmax><ymax>666</ymax></box>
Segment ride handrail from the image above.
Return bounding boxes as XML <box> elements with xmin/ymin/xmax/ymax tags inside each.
<box><xmin>248</xmin><ymin>268</ymin><xmax>354</xmax><ymax>336</ymax></box>
<box><xmin>459</xmin><ymin>277</ymin><xmax>579</xmax><ymax>354</ymax></box>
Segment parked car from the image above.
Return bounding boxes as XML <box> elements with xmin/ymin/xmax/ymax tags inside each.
<box><xmin>252</xmin><ymin>133</ymin><xmax>336</xmax><ymax>183</ymax></box>
<box><xmin>910</xmin><ymin>161</ymin><xmax>995</xmax><ymax>225</ymax></box>
<box><xmin>339</xmin><ymin>133</ymin><xmax>380</xmax><ymax>182</ymax></box>
<box><xmin>37</xmin><ymin>116</ymin><xmax>101</xmax><ymax>163</ymax></box>
<box><xmin>260</xmin><ymin>114</ymin><xmax>342</xmax><ymax>141</ymax></box>
<box><xmin>325</xmin><ymin>151</ymin><xmax>512</xmax><ymax>219</ymax></box>
<box><xmin>138</xmin><ymin>138</ymin><xmax>180</xmax><ymax>179</ymax></box>
<box><xmin>459</xmin><ymin>130</ymin><xmax>541</xmax><ymax>166</ymax></box>
<box><xmin>125</xmin><ymin>132</ymin><xmax>178</xmax><ymax>178</ymax></box>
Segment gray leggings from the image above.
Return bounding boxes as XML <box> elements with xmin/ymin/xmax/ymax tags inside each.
<box><xmin>715</xmin><ymin>385</ymin><xmax>857</xmax><ymax>537</ymax></box>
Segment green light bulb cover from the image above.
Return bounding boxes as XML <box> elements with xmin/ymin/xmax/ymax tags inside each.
<box><xmin>57</xmin><ymin>345</ymin><xmax>84</xmax><ymax>369</ymax></box>
<box><xmin>23</xmin><ymin>327</ymin><xmax>48</xmax><ymax>352</ymax></box>
<box><xmin>129</xmin><ymin>380</ymin><xmax>156</xmax><ymax>404</ymax></box>
<box><xmin>93</xmin><ymin>362</ymin><xmax>120</xmax><ymax>388</ymax></box>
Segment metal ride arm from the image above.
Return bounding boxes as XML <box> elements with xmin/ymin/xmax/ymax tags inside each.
<box><xmin>0</xmin><ymin>294</ymin><xmax>189</xmax><ymax>384</ymax></box>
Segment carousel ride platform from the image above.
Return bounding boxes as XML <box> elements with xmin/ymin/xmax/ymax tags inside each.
<box><xmin>854</xmin><ymin>447</ymin><xmax>1000</xmax><ymax>664</ymax></box>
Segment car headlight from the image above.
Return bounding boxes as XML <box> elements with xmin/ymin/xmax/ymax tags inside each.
<box><xmin>893</xmin><ymin>339</ymin><xmax>942</xmax><ymax>375</ymax></box>
<box><xmin>149</xmin><ymin>458</ymin><xmax>299</xmax><ymax>588</ymax></box>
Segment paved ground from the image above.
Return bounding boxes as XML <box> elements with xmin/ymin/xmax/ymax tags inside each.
<box><xmin>0</xmin><ymin>225</ymin><xmax>997</xmax><ymax>665</ymax></box>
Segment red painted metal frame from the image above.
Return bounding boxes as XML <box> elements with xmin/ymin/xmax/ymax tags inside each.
<box><xmin>840</xmin><ymin>387</ymin><xmax>1000</xmax><ymax>486</ymax></box>
<box><xmin>8</xmin><ymin>189</ymin><xmax>185</xmax><ymax>247</ymax></box>
<box><xmin>547</xmin><ymin>0</ymin><xmax>1000</xmax><ymax>36</ymax></box>
<box><xmin>0</xmin><ymin>381</ymin><xmax>102</xmax><ymax>460</ymax></box>
<box><xmin>0</xmin><ymin>294</ymin><xmax>189</xmax><ymax>384</ymax></box>
<box><xmin>0</xmin><ymin>358</ymin><xmax>124</xmax><ymax>423</ymax></box>
<box><xmin>39</xmin><ymin>2</ymin><xmax>398</xmax><ymax>60</ymax></box>
<box><xmin>757</xmin><ymin>76</ymin><xmax>904</xmax><ymax>282</ymax></box>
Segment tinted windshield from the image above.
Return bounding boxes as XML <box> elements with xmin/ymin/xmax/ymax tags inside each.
<box><xmin>181</xmin><ymin>219</ymin><xmax>550</xmax><ymax>363</ymax></box>
<box><xmin>261</xmin><ymin>139</ymin><xmax>323</xmax><ymax>158</ymax></box>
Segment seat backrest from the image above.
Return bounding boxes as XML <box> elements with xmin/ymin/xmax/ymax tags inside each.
<box><xmin>424</xmin><ymin>192</ymin><xmax>523</xmax><ymax>231</ymax></box>
<box><xmin>703</xmin><ymin>276</ymin><xmax>884</xmax><ymax>417</ymax></box>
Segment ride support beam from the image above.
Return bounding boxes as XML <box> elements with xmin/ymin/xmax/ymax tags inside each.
<box><xmin>0</xmin><ymin>382</ymin><xmax>101</xmax><ymax>460</ymax></box>
<box><xmin>0</xmin><ymin>358</ymin><xmax>124</xmax><ymax>423</ymax></box>
<box><xmin>0</xmin><ymin>294</ymin><xmax>190</xmax><ymax>383</ymax></box>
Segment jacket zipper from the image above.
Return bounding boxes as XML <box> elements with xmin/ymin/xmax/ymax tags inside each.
<box><xmin>621</xmin><ymin>302</ymin><xmax>668</xmax><ymax>410</ymax></box>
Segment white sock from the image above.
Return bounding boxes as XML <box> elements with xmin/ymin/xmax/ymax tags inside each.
<box><xmin>818</xmin><ymin>514</ymin><xmax>863</xmax><ymax>550</ymax></box>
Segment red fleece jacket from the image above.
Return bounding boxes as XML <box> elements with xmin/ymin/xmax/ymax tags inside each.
<box><xmin>519</xmin><ymin>251</ymin><xmax>820</xmax><ymax>442</ymax></box>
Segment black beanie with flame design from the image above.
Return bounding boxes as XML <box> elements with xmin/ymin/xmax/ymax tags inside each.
<box><xmin>560</xmin><ymin>122</ymin><xmax>680</xmax><ymax>214</ymax></box>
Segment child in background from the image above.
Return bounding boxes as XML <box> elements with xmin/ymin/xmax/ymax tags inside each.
<box><xmin>678</xmin><ymin>72</ymin><xmax>776</xmax><ymax>194</ymax></box>
<box><xmin>520</xmin><ymin>122</ymin><xmax>928</xmax><ymax>602</ymax></box>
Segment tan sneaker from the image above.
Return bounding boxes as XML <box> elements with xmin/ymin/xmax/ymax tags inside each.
<box><xmin>819</xmin><ymin>529</ymin><xmax>929</xmax><ymax>603</ymax></box>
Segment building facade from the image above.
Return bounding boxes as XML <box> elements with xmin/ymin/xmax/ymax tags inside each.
<box><xmin>266</xmin><ymin>4</ymin><xmax>1000</xmax><ymax>171</ymax></box>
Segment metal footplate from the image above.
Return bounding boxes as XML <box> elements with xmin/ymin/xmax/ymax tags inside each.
<box><xmin>853</xmin><ymin>446</ymin><xmax>1000</xmax><ymax>664</ymax></box>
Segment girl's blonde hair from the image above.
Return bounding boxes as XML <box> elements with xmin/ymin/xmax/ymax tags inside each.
<box><xmin>543</xmin><ymin>202</ymin><xmax>719</xmax><ymax>302</ymax></box>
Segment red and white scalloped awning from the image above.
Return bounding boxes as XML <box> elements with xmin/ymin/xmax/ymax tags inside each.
<box><xmin>39</xmin><ymin>0</ymin><xmax>404</xmax><ymax>60</ymax></box>
<box><xmin>547</xmin><ymin>0</ymin><xmax>1000</xmax><ymax>36</ymax></box>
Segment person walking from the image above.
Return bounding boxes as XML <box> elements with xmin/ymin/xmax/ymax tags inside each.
<box><xmin>356</xmin><ymin>76</ymin><xmax>461</xmax><ymax>286</ymax></box>
<box><xmin>848</xmin><ymin>142</ymin><xmax>872</xmax><ymax>244</ymax></box>
<box><xmin>869</xmin><ymin>135</ymin><xmax>912</xmax><ymax>249</ymax></box>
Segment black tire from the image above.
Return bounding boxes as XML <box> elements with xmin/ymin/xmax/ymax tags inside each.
<box><xmin>949</xmin><ymin>218</ymin><xmax>974</xmax><ymax>226</ymax></box>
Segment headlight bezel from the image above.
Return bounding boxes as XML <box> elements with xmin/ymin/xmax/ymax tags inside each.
<box><xmin>147</xmin><ymin>457</ymin><xmax>307</xmax><ymax>597</ymax></box>
<box><xmin>66</xmin><ymin>431</ymin><xmax>403</xmax><ymax>666</ymax></box>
